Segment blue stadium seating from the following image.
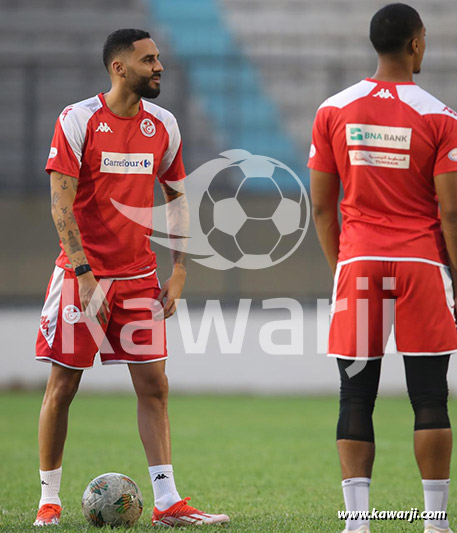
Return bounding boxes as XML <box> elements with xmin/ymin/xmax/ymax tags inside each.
<box><xmin>144</xmin><ymin>0</ymin><xmax>308</xmax><ymax>188</ymax></box>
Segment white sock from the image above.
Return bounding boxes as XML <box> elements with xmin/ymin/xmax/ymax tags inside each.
<box><xmin>422</xmin><ymin>479</ymin><xmax>450</xmax><ymax>529</ymax></box>
<box><xmin>149</xmin><ymin>465</ymin><xmax>181</xmax><ymax>511</ymax></box>
<box><xmin>39</xmin><ymin>467</ymin><xmax>62</xmax><ymax>507</ymax></box>
<box><xmin>342</xmin><ymin>477</ymin><xmax>371</xmax><ymax>531</ymax></box>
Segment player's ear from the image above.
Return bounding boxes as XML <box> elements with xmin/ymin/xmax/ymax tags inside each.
<box><xmin>405</xmin><ymin>38</ymin><xmax>415</xmax><ymax>56</ymax></box>
<box><xmin>111</xmin><ymin>60</ymin><xmax>126</xmax><ymax>78</ymax></box>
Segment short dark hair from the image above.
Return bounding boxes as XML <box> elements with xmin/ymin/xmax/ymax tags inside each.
<box><xmin>103</xmin><ymin>29</ymin><xmax>151</xmax><ymax>70</ymax></box>
<box><xmin>370</xmin><ymin>3</ymin><xmax>423</xmax><ymax>55</ymax></box>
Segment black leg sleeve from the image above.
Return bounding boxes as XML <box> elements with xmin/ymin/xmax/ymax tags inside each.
<box><xmin>336</xmin><ymin>358</ymin><xmax>382</xmax><ymax>442</ymax></box>
<box><xmin>404</xmin><ymin>355</ymin><xmax>451</xmax><ymax>431</ymax></box>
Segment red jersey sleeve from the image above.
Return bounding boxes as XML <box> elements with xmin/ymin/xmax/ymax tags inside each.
<box><xmin>432</xmin><ymin>114</ymin><xmax>457</xmax><ymax>176</ymax></box>
<box><xmin>158</xmin><ymin>118</ymin><xmax>186</xmax><ymax>183</ymax></box>
<box><xmin>308</xmin><ymin>106</ymin><xmax>338</xmax><ymax>174</ymax></box>
<box><xmin>45</xmin><ymin>106</ymin><xmax>85</xmax><ymax>179</ymax></box>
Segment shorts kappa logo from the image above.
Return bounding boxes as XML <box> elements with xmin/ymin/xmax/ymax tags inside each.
<box><xmin>40</xmin><ymin>315</ymin><xmax>50</xmax><ymax>336</ymax></box>
<box><xmin>96</xmin><ymin>122</ymin><xmax>113</xmax><ymax>133</ymax></box>
<box><xmin>373</xmin><ymin>88</ymin><xmax>395</xmax><ymax>99</ymax></box>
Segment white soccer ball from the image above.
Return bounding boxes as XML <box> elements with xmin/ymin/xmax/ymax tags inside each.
<box><xmin>81</xmin><ymin>473</ymin><xmax>143</xmax><ymax>528</ymax></box>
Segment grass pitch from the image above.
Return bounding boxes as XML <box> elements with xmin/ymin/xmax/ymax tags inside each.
<box><xmin>1</xmin><ymin>393</ymin><xmax>456</xmax><ymax>532</ymax></box>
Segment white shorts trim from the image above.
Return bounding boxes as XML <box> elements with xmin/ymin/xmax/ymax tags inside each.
<box><xmin>330</xmin><ymin>263</ymin><xmax>343</xmax><ymax>321</ymax></box>
<box><xmin>328</xmin><ymin>353</ymin><xmax>383</xmax><ymax>360</ymax></box>
<box><xmin>101</xmin><ymin>356</ymin><xmax>167</xmax><ymax>365</ymax></box>
<box><xmin>36</xmin><ymin>356</ymin><xmax>91</xmax><ymax>370</ymax></box>
<box><xmin>39</xmin><ymin>265</ymin><xmax>65</xmax><ymax>348</ymax></box>
<box><xmin>107</xmin><ymin>269</ymin><xmax>157</xmax><ymax>281</ymax></box>
<box><xmin>439</xmin><ymin>266</ymin><xmax>456</xmax><ymax>321</ymax></box>
<box><xmin>337</xmin><ymin>256</ymin><xmax>447</xmax><ymax>268</ymax></box>
<box><xmin>402</xmin><ymin>350</ymin><xmax>457</xmax><ymax>356</ymax></box>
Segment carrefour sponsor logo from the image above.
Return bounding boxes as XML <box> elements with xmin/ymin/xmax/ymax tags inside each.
<box><xmin>349</xmin><ymin>150</ymin><xmax>410</xmax><ymax>169</ymax></box>
<box><xmin>100</xmin><ymin>152</ymin><xmax>154</xmax><ymax>175</ymax></box>
<box><xmin>346</xmin><ymin>124</ymin><xmax>412</xmax><ymax>149</ymax></box>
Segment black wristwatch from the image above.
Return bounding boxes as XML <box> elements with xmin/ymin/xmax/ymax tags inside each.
<box><xmin>74</xmin><ymin>264</ymin><xmax>92</xmax><ymax>277</ymax></box>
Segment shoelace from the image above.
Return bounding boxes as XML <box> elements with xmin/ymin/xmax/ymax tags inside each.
<box><xmin>170</xmin><ymin>497</ymin><xmax>202</xmax><ymax>517</ymax></box>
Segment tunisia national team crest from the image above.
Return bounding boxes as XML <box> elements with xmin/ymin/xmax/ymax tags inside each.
<box><xmin>140</xmin><ymin>119</ymin><xmax>156</xmax><ymax>137</ymax></box>
<box><xmin>63</xmin><ymin>305</ymin><xmax>81</xmax><ymax>324</ymax></box>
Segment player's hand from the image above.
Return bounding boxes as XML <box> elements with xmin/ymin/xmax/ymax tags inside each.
<box><xmin>156</xmin><ymin>265</ymin><xmax>186</xmax><ymax>319</ymax></box>
<box><xmin>77</xmin><ymin>272</ymin><xmax>110</xmax><ymax>324</ymax></box>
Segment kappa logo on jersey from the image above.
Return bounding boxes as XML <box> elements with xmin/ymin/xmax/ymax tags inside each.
<box><xmin>60</xmin><ymin>106</ymin><xmax>73</xmax><ymax>121</ymax></box>
<box><xmin>349</xmin><ymin>150</ymin><xmax>410</xmax><ymax>169</ymax></box>
<box><xmin>95</xmin><ymin>122</ymin><xmax>113</xmax><ymax>133</ymax></box>
<box><xmin>373</xmin><ymin>88</ymin><xmax>395</xmax><ymax>99</ymax></box>
<box><xmin>140</xmin><ymin>118</ymin><xmax>156</xmax><ymax>137</ymax></box>
<box><xmin>100</xmin><ymin>152</ymin><xmax>154</xmax><ymax>175</ymax></box>
<box><xmin>346</xmin><ymin>124</ymin><xmax>412</xmax><ymax>149</ymax></box>
<box><xmin>443</xmin><ymin>106</ymin><xmax>457</xmax><ymax>118</ymax></box>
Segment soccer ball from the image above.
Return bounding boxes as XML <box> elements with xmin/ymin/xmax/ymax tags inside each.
<box><xmin>200</xmin><ymin>152</ymin><xmax>308</xmax><ymax>269</ymax></box>
<box><xmin>81</xmin><ymin>473</ymin><xmax>143</xmax><ymax>528</ymax></box>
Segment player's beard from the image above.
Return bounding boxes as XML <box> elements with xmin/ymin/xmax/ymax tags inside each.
<box><xmin>129</xmin><ymin>72</ymin><xmax>161</xmax><ymax>99</ymax></box>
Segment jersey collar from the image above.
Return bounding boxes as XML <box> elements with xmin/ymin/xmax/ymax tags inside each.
<box><xmin>98</xmin><ymin>93</ymin><xmax>144</xmax><ymax>120</ymax></box>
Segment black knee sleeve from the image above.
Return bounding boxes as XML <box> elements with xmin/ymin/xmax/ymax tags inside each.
<box><xmin>404</xmin><ymin>355</ymin><xmax>451</xmax><ymax>431</ymax></box>
<box><xmin>336</xmin><ymin>358</ymin><xmax>382</xmax><ymax>442</ymax></box>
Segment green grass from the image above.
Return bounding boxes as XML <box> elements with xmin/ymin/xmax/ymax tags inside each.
<box><xmin>1</xmin><ymin>393</ymin><xmax>456</xmax><ymax>532</ymax></box>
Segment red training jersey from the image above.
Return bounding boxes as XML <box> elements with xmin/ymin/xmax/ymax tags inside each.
<box><xmin>46</xmin><ymin>93</ymin><xmax>185</xmax><ymax>277</ymax></box>
<box><xmin>308</xmin><ymin>78</ymin><xmax>457</xmax><ymax>265</ymax></box>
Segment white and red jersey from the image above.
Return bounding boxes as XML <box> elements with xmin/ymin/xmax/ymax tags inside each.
<box><xmin>46</xmin><ymin>93</ymin><xmax>185</xmax><ymax>277</ymax></box>
<box><xmin>308</xmin><ymin>78</ymin><xmax>457</xmax><ymax>265</ymax></box>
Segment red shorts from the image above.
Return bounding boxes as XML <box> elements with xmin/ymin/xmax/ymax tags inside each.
<box><xmin>329</xmin><ymin>259</ymin><xmax>457</xmax><ymax>359</ymax></box>
<box><xmin>36</xmin><ymin>266</ymin><xmax>167</xmax><ymax>369</ymax></box>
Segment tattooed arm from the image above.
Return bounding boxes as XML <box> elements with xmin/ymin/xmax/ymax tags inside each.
<box><xmin>50</xmin><ymin>171</ymin><xmax>88</xmax><ymax>268</ymax></box>
<box><xmin>50</xmin><ymin>171</ymin><xmax>109</xmax><ymax>323</ymax></box>
<box><xmin>156</xmin><ymin>180</ymin><xmax>189</xmax><ymax>319</ymax></box>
